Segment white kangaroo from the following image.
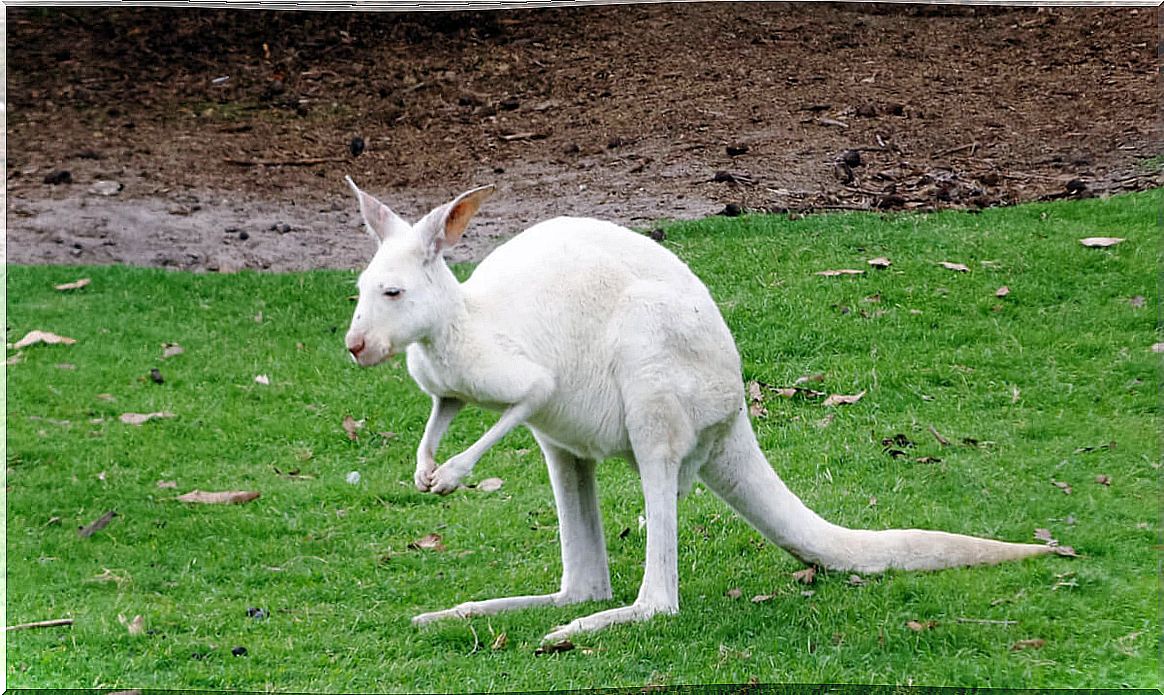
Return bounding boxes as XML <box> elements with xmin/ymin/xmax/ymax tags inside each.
<box><xmin>342</xmin><ymin>178</ymin><xmax>1055</xmax><ymax>642</ymax></box>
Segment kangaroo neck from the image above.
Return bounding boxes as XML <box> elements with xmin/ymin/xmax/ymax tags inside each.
<box><xmin>416</xmin><ymin>263</ymin><xmax>472</xmax><ymax>355</ymax></box>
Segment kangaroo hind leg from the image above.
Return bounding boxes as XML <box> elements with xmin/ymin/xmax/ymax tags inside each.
<box><xmin>543</xmin><ymin>391</ymin><xmax>696</xmax><ymax>642</ymax></box>
<box><xmin>413</xmin><ymin>436</ymin><xmax>610</xmax><ymax>626</ymax></box>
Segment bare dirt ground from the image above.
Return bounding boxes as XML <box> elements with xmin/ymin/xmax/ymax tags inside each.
<box><xmin>6</xmin><ymin>3</ymin><xmax>1158</xmax><ymax>272</ymax></box>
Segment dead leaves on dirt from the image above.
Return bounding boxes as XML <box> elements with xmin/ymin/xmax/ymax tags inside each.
<box><xmin>176</xmin><ymin>490</ymin><xmax>260</xmax><ymax>505</ymax></box>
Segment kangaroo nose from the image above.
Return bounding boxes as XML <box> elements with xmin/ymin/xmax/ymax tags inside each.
<box><xmin>347</xmin><ymin>336</ymin><xmax>366</xmax><ymax>358</ymax></box>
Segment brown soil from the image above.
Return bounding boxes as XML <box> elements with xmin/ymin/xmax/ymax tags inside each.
<box><xmin>6</xmin><ymin>4</ymin><xmax>1158</xmax><ymax>272</ymax></box>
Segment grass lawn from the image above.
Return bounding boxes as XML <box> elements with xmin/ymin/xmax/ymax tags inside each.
<box><xmin>5</xmin><ymin>191</ymin><xmax>1158</xmax><ymax>690</ymax></box>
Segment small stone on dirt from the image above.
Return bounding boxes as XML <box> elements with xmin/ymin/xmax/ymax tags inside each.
<box><xmin>719</xmin><ymin>203</ymin><xmax>743</xmax><ymax>217</ymax></box>
<box><xmin>89</xmin><ymin>180</ymin><xmax>123</xmax><ymax>196</ymax></box>
<box><xmin>349</xmin><ymin>136</ymin><xmax>366</xmax><ymax>156</ymax></box>
<box><xmin>840</xmin><ymin>149</ymin><xmax>862</xmax><ymax>167</ymax></box>
<box><xmin>726</xmin><ymin>143</ymin><xmax>750</xmax><ymax>157</ymax></box>
<box><xmin>43</xmin><ymin>170</ymin><xmax>72</xmax><ymax>185</ymax></box>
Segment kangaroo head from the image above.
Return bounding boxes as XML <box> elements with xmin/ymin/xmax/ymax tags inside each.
<box><xmin>344</xmin><ymin>177</ymin><xmax>493</xmax><ymax>367</ymax></box>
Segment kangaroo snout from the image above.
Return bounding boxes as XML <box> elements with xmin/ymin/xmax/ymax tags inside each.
<box><xmin>346</xmin><ymin>334</ymin><xmax>366</xmax><ymax>360</ymax></box>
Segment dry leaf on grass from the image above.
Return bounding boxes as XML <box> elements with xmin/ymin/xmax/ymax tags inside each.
<box><xmin>54</xmin><ymin>278</ymin><xmax>91</xmax><ymax>291</ymax></box>
<box><xmin>78</xmin><ymin>510</ymin><xmax>117</xmax><ymax>538</ymax></box>
<box><xmin>1052</xmin><ymin>481</ymin><xmax>1072</xmax><ymax>495</ymax></box>
<box><xmin>815</xmin><ymin>269</ymin><xmax>865</xmax><ymax>277</ymax></box>
<box><xmin>794</xmin><ymin>373</ymin><xmax>825</xmax><ymax>386</ymax></box>
<box><xmin>254</xmin><ymin>374</ymin><xmax>270</xmax><ymax>386</ymax></box>
<box><xmin>750</xmin><ymin>594</ymin><xmax>773</xmax><ymax>603</ymax></box>
<box><xmin>1095</xmin><ymin>474</ymin><xmax>1111</xmax><ymax>486</ymax></box>
<box><xmin>177</xmin><ymin>490</ymin><xmax>260</xmax><ymax>505</ymax></box>
<box><xmin>938</xmin><ymin>261</ymin><xmax>970</xmax><ymax>273</ymax></box>
<box><xmin>13</xmin><ymin>330</ymin><xmax>77</xmax><ymax>349</ymax></box>
<box><xmin>995</xmin><ymin>286</ymin><xmax>1010</xmax><ymax>298</ymax></box>
<box><xmin>408</xmin><ymin>533</ymin><xmax>445</xmax><ymax>551</ymax></box>
<box><xmin>156</xmin><ymin>480</ymin><xmax>178</xmax><ymax>489</ymax></box>
<box><xmin>161</xmin><ymin>343</ymin><xmax>184</xmax><ymax>359</ymax></box>
<box><xmin>1033</xmin><ymin>528</ymin><xmax>1056</xmax><ymax>544</ymax></box>
<box><xmin>6</xmin><ymin>352</ymin><xmax>24</xmax><ymax>365</ymax></box>
<box><xmin>816</xmin><ymin>413</ymin><xmax>835</xmax><ymax>428</ymax></box>
<box><xmin>1079</xmin><ymin>237</ymin><xmax>1123</xmax><ymax>248</ymax></box>
<box><xmin>725</xmin><ymin>588</ymin><xmax>743</xmax><ymax>600</ymax></box>
<box><xmin>867</xmin><ymin>257</ymin><xmax>892</xmax><ymax>269</ymax></box>
<box><xmin>491</xmin><ymin>632</ymin><xmax>508</xmax><ymax>650</ymax></box>
<box><xmin>534</xmin><ymin>639</ymin><xmax>575</xmax><ymax>655</ymax></box>
<box><xmin>848</xmin><ymin>575</ymin><xmax>866</xmax><ymax>586</ymax></box>
<box><xmin>1129</xmin><ymin>295</ymin><xmax>1145</xmax><ymax>308</ymax></box>
<box><xmin>118</xmin><ymin>614</ymin><xmax>145</xmax><ymax>636</ymax></box>
<box><xmin>1010</xmin><ymin>638</ymin><xmax>1046</xmax><ymax>651</ymax></box>
<box><xmin>1152</xmin><ymin>343</ymin><xmax>1164</xmax><ymax>354</ymax></box>
<box><xmin>906</xmin><ymin>620</ymin><xmax>938</xmax><ymax>632</ymax></box>
<box><xmin>342</xmin><ymin>415</ymin><xmax>364</xmax><ymax>441</ymax></box>
<box><xmin>823</xmin><ymin>391</ymin><xmax>865</xmax><ymax>407</ymax></box>
<box><xmin>475</xmin><ymin>477</ymin><xmax>504</xmax><ymax>492</ymax></box>
<box><xmin>746</xmin><ymin>380</ymin><xmax>768</xmax><ymax>419</ymax></box>
<box><xmin>119</xmin><ymin>412</ymin><xmax>175</xmax><ymax>426</ymax></box>
<box><xmin>792</xmin><ymin>566</ymin><xmax>817</xmax><ymax>584</ymax></box>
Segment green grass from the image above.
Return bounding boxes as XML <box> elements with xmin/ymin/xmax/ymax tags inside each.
<box><xmin>5</xmin><ymin>191</ymin><xmax>1159</xmax><ymax>690</ymax></box>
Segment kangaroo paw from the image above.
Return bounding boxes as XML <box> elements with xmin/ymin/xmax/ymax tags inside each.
<box><xmin>543</xmin><ymin>602</ymin><xmax>675</xmax><ymax>643</ymax></box>
<box><xmin>428</xmin><ymin>454</ymin><xmax>474</xmax><ymax>495</ymax></box>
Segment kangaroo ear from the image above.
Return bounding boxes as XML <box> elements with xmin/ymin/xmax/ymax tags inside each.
<box><xmin>421</xmin><ymin>185</ymin><xmax>494</xmax><ymax>260</ymax></box>
<box><xmin>346</xmin><ymin>176</ymin><xmax>409</xmax><ymax>244</ymax></box>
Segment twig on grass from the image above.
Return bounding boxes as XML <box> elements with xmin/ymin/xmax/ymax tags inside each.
<box><xmin>928</xmin><ymin>424</ymin><xmax>951</xmax><ymax>447</ymax></box>
<box><xmin>7</xmin><ymin>618</ymin><xmax>74</xmax><ymax>631</ymax></box>
<box><xmin>468</xmin><ymin>623</ymin><xmax>480</xmax><ymax>654</ymax></box>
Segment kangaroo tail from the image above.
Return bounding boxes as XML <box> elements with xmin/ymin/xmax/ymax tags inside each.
<box><xmin>697</xmin><ymin>412</ymin><xmax>1054</xmax><ymax>573</ymax></box>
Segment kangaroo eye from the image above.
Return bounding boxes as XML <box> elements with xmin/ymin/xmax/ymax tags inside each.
<box><xmin>383</xmin><ymin>287</ymin><xmax>404</xmax><ymax>298</ymax></box>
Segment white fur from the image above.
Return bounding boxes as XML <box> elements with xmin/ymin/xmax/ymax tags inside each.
<box><xmin>343</xmin><ymin>180</ymin><xmax>1054</xmax><ymax>642</ymax></box>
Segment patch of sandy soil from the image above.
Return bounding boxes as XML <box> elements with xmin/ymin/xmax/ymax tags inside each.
<box><xmin>5</xmin><ymin>3</ymin><xmax>1158</xmax><ymax>272</ymax></box>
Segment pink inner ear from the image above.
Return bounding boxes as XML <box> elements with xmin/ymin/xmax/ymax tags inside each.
<box><xmin>444</xmin><ymin>203</ymin><xmax>473</xmax><ymax>245</ymax></box>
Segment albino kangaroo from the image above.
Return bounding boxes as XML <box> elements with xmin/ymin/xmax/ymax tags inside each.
<box><xmin>342</xmin><ymin>178</ymin><xmax>1054</xmax><ymax>642</ymax></box>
